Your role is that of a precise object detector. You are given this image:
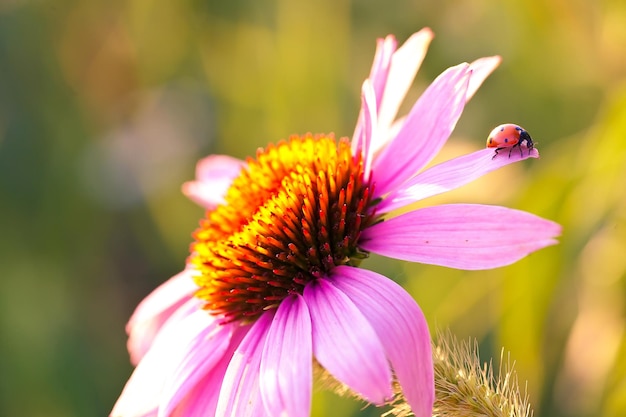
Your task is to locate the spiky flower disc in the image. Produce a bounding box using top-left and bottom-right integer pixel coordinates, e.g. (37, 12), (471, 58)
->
(190, 134), (376, 323)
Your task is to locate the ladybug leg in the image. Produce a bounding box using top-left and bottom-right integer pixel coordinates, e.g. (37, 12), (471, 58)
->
(492, 147), (503, 160)
(508, 147), (513, 158)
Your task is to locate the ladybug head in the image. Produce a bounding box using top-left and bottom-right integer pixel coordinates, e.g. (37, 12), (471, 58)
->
(519, 130), (534, 150)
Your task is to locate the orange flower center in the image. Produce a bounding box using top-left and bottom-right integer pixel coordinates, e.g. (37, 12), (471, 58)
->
(190, 134), (376, 324)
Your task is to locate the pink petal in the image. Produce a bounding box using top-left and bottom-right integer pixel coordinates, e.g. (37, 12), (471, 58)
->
(377, 28), (434, 135)
(126, 268), (199, 365)
(157, 320), (240, 417)
(373, 115), (405, 160)
(466, 56), (501, 102)
(181, 155), (245, 210)
(167, 358), (229, 417)
(352, 35), (398, 158)
(360, 203), (562, 270)
(356, 29), (435, 162)
(303, 279), (393, 404)
(329, 266), (434, 417)
(360, 80), (377, 181)
(165, 325), (251, 417)
(111, 310), (224, 417)
(352, 34), (394, 156)
(372, 64), (471, 197)
(368, 34), (398, 108)
(352, 78), (381, 162)
(378, 147), (539, 213)
(216, 310), (275, 417)
(260, 295), (312, 417)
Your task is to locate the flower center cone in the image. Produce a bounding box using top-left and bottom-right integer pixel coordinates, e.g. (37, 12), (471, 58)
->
(190, 134), (377, 324)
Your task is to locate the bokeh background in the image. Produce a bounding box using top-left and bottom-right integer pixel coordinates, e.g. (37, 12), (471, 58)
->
(1, 0), (625, 416)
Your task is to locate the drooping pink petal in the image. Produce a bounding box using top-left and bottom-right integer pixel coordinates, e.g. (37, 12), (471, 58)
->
(260, 295), (312, 417)
(329, 266), (434, 417)
(126, 268), (199, 365)
(360, 203), (562, 270)
(303, 279), (393, 404)
(111, 310), (225, 417)
(466, 56), (501, 102)
(167, 357), (229, 417)
(162, 324), (250, 417)
(181, 155), (245, 210)
(372, 64), (472, 197)
(377, 28), (434, 135)
(216, 310), (275, 417)
(157, 319), (241, 417)
(378, 147), (539, 213)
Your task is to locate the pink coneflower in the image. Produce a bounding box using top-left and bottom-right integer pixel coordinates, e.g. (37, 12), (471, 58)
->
(111, 28), (561, 417)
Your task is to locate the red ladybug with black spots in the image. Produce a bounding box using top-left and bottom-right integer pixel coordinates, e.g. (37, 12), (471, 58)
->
(487, 124), (534, 159)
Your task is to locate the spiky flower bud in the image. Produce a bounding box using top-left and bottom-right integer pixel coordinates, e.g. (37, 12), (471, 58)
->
(384, 330), (533, 417)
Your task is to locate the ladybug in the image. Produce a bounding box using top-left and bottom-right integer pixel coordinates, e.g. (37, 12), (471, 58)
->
(486, 124), (534, 159)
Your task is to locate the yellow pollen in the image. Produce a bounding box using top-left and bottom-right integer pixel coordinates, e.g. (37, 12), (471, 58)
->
(189, 134), (376, 324)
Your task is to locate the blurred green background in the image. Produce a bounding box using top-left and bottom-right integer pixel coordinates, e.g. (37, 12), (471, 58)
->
(1, 0), (625, 416)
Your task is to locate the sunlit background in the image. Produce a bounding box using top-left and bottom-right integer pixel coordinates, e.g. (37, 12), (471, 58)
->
(1, 0), (625, 416)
